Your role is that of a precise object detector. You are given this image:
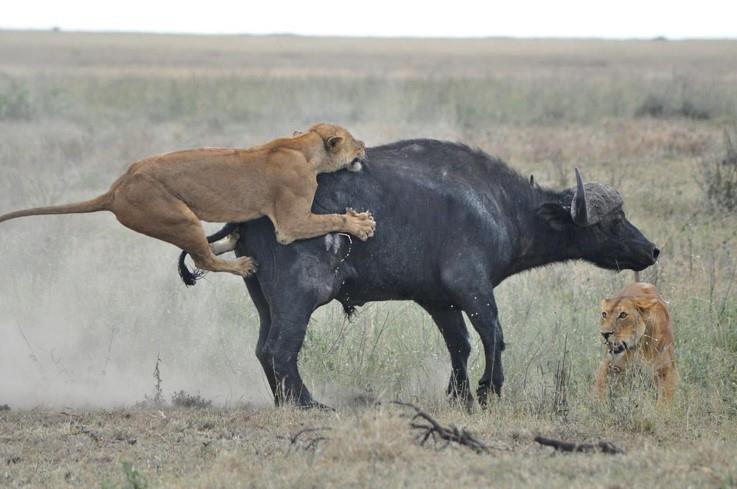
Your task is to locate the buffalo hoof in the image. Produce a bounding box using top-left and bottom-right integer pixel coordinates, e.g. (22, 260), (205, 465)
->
(447, 383), (475, 412)
(476, 384), (501, 408)
(299, 400), (334, 411)
(447, 394), (475, 413)
(275, 395), (334, 411)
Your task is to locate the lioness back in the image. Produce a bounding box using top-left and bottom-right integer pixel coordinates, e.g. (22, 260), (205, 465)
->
(113, 124), (367, 223)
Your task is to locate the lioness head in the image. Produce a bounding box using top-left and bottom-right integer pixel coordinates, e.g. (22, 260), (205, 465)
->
(600, 295), (658, 358)
(308, 123), (367, 173)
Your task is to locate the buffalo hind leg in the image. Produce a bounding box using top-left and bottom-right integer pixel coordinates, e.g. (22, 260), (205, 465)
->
(418, 302), (474, 410)
(257, 307), (325, 408)
(244, 276), (277, 397)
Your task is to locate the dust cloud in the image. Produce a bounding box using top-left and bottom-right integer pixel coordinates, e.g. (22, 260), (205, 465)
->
(0, 213), (272, 408)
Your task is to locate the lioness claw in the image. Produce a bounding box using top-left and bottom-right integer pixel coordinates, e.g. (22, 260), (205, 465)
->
(345, 207), (376, 241)
(237, 257), (258, 277)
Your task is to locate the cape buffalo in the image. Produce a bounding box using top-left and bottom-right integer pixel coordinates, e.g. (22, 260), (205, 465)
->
(179, 139), (659, 408)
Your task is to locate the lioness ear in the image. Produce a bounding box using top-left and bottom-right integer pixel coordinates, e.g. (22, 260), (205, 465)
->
(292, 130), (304, 137)
(536, 203), (573, 231)
(326, 135), (343, 151)
(634, 296), (659, 312)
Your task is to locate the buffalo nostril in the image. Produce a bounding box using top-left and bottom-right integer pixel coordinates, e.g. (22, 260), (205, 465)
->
(653, 247), (660, 260)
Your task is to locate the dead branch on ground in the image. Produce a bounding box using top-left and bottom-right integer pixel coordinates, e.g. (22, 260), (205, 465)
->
(534, 435), (624, 455)
(69, 423), (102, 443)
(279, 427), (331, 452)
(394, 401), (490, 454)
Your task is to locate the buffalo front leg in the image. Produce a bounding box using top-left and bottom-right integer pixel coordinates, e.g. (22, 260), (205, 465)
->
(456, 291), (505, 407)
(418, 302), (474, 409)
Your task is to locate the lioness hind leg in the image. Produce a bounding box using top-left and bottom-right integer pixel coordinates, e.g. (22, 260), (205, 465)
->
(209, 229), (239, 255)
(111, 174), (256, 278)
(192, 253), (257, 278)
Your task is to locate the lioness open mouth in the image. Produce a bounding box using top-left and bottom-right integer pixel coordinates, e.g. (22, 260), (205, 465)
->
(347, 157), (364, 172)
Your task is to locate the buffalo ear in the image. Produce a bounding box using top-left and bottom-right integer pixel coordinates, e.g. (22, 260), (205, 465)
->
(326, 135), (343, 151)
(536, 203), (573, 231)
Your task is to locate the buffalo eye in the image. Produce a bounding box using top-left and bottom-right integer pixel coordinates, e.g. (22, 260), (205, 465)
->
(618, 311), (628, 319)
(609, 217), (624, 234)
(601, 311), (607, 319)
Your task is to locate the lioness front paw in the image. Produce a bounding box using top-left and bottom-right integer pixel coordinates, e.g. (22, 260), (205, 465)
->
(236, 256), (258, 277)
(345, 207), (376, 241)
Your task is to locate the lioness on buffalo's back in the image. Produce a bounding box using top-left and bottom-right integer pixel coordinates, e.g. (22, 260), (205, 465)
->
(0, 123), (376, 281)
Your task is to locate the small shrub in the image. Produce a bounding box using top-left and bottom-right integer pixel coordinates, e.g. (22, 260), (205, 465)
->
(701, 129), (737, 212)
(142, 355), (165, 406)
(635, 94), (710, 120)
(635, 95), (667, 118)
(0, 77), (33, 120)
(678, 100), (710, 120)
(122, 462), (148, 489)
(171, 390), (212, 409)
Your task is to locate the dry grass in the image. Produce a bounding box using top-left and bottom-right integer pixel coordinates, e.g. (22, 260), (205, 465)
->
(2, 405), (736, 488)
(1, 31), (736, 488)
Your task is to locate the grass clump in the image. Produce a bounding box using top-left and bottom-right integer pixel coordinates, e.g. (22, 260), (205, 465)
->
(122, 462), (148, 489)
(0, 76), (33, 120)
(171, 390), (212, 408)
(635, 94), (710, 120)
(701, 129), (737, 212)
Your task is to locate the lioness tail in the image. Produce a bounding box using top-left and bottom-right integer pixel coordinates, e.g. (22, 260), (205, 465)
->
(0, 193), (112, 224)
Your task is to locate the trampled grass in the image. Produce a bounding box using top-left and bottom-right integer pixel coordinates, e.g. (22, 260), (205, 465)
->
(0, 31), (736, 487)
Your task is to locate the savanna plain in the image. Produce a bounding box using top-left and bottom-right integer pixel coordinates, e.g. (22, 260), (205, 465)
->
(0, 31), (736, 488)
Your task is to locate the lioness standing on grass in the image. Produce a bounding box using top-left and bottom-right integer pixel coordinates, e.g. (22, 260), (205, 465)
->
(0, 123), (376, 279)
(595, 282), (677, 404)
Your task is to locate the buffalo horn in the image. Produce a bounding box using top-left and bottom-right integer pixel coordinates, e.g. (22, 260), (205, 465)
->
(571, 168), (589, 226)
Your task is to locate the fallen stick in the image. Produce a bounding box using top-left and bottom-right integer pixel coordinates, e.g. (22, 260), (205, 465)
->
(394, 401), (490, 454)
(279, 427), (331, 452)
(534, 435), (624, 455)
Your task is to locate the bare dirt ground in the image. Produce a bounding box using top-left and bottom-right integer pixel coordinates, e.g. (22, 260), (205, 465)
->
(1, 31), (736, 488)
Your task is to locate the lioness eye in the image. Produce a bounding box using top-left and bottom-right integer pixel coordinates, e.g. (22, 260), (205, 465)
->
(618, 312), (628, 319)
(601, 311), (607, 319)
